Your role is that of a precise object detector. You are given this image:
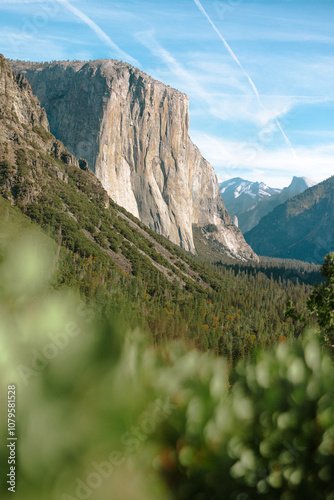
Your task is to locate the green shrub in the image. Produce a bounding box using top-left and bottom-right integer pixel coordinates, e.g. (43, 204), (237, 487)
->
(15, 148), (29, 176)
(0, 160), (12, 183)
(32, 125), (53, 142)
(95, 231), (109, 249)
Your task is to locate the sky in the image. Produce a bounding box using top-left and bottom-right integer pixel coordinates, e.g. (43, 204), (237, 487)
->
(0, 0), (333, 188)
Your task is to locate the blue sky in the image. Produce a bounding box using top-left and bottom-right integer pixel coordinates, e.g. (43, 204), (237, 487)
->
(1, 0), (333, 188)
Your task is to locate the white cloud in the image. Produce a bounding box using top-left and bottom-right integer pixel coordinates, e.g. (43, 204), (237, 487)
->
(241, 55), (334, 100)
(0, 0), (55, 4)
(223, 28), (334, 44)
(207, 94), (293, 127)
(135, 32), (310, 132)
(182, 57), (251, 95)
(210, 93), (331, 127)
(191, 131), (334, 188)
(135, 30), (213, 102)
(193, 0), (301, 163)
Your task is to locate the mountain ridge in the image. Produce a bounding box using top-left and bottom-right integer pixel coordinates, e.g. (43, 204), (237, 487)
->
(220, 176), (316, 233)
(244, 176), (334, 263)
(219, 177), (280, 219)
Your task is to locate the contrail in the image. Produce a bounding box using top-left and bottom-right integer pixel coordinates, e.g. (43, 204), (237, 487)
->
(194, 0), (299, 160)
(136, 30), (213, 103)
(56, 0), (140, 67)
(0, 0), (139, 66)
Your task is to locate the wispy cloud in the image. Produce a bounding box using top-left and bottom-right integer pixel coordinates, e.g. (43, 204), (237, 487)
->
(209, 95), (292, 127)
(0, 0), (139, 66)
(135, 30), (212, 102)
(0, 27), (66, 60)
(221, 28), (334, 44)
(56, 0), (139, 66)
(193, 0), (299, 163)
(136, 31), (303, 131)
(0, 0), (55, 4)
(194, 0), (259, 98)
(207, 93), (331, 127)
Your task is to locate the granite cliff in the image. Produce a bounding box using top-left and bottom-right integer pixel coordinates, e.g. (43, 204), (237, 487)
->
(10, 59), (257, 261)
(0, 52), (225, 292)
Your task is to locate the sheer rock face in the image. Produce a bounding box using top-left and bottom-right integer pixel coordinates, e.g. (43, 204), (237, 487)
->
(11, 59), (257, 260)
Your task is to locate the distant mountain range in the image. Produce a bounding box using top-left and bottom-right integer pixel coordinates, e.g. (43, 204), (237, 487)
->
(220, 176), (316, 233)
(244, 176), (334, 264)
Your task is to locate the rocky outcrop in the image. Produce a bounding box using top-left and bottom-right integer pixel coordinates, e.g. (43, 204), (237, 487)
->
(0, 54), (107, 207)
(0, 56), (49, 132)
(10, 59), (257, 261)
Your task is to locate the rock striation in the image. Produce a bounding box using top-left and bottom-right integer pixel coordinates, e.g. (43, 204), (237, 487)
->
(10, 59), (257, 260)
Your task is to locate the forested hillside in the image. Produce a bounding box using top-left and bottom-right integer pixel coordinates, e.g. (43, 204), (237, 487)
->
(0, 53), (321, 363)
(245, 176), (334, 264)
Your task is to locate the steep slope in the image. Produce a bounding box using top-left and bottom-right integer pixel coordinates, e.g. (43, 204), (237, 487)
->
(279, 176), (316, 202)
(223, 176), (316, 233)
(244, 176), (334, 263)
(10, 58), (256, 261)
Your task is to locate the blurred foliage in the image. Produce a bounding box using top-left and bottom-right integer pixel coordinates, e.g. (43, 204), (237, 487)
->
(0, 228), (169, 500)
(149, 335), (334, 500)
(0, 230), (334, 500)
